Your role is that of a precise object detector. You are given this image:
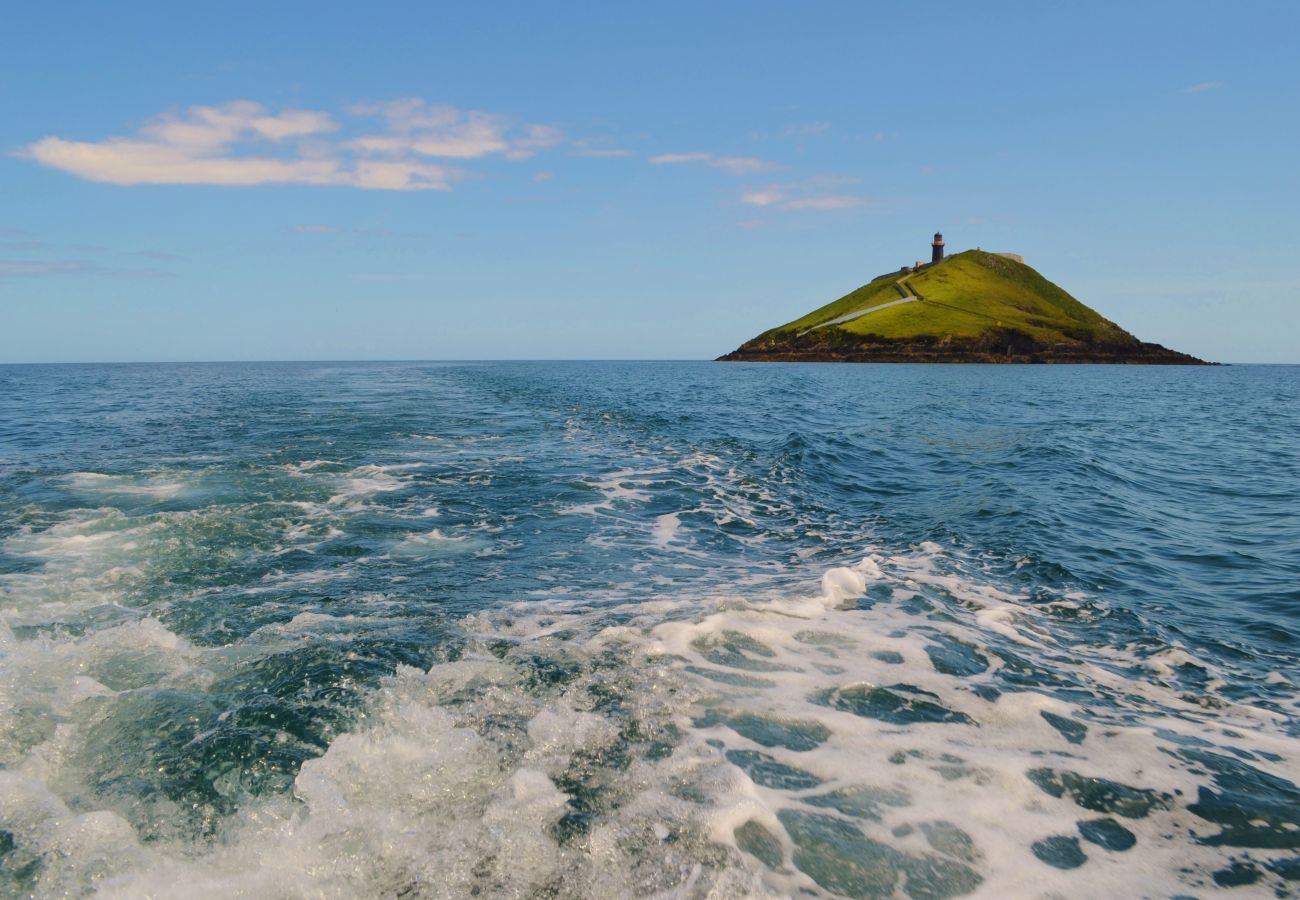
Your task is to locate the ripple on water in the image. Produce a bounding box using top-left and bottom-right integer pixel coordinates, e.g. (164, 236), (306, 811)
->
(3, 362), (1300, 898)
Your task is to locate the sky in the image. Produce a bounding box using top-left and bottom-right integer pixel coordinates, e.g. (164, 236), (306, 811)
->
(2, 1), (1297, 363)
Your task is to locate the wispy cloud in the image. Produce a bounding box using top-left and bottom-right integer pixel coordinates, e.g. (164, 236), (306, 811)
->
(0, 261), (91, 277)
(649, 152), (775, 176)
(739, 188), (789, 207)
(572, 148), (634, 158)
(18, 99), (565, 191)
(1181, 81), (1223, 93)
(0, 259), (169, 281)
(740, 180), (866, 211)
(569, 138), (634, 158)
(785, 195), (863, 210)
(347, 98), (562, 161)
(292, 224), (339, 234)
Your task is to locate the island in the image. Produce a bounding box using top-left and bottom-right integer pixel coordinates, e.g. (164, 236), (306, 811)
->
(718, 234), (1209, 364)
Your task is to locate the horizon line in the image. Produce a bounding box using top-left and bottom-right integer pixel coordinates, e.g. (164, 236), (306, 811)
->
(2, 358), (1293, 367)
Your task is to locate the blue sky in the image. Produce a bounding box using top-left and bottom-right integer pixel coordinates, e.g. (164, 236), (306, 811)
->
(2, 1), (1296, 363)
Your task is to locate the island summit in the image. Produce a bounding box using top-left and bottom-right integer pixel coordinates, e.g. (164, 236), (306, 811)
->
(719, 234), (1208, 364)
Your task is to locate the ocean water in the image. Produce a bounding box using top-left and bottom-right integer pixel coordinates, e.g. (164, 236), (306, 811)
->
(1, 360), (1298, 898)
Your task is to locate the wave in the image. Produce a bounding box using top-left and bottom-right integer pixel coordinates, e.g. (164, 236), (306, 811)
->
(6, 544), (1296, 897)
(5, 362), (1300, 898)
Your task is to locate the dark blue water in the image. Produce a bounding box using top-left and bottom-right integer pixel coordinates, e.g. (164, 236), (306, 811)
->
(1, 361), (1297, 897)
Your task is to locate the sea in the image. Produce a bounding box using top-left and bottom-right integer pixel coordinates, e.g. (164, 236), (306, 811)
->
(1, 361), (1297, 898)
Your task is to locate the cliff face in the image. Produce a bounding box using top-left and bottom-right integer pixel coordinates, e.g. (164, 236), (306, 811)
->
(719, 250), (1209, 364)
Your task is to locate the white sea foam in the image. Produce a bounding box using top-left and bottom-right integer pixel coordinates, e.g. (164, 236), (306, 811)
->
(326, 464), (411, 507)
(64, 472), (187, 500)
(279, 519), (344, 550)
(7, 543), (1295, 897)
(0, 616), (203, 791)
(0, 510), (157, 625)
(389, 528), (484, 558)
(560, 467), (666, 516)
(283, 459), (334, 475)
(653, 512), (682, 548)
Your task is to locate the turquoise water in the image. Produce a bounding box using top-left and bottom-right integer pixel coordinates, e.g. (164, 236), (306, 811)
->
(1, 361), (1298, 897)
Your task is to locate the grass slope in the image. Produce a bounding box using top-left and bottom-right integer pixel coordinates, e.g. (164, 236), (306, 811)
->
(768, 250), (1136, 347)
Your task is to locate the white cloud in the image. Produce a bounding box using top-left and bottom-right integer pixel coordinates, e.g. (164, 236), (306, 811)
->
(349, 159), (456, 191)
(572, 148), (633, 158)
(510, 124), (565, 159)
(785, 195), (864, 210)
(740, 182), (866, 211)
(740, 188), (788, 207)
(22, 137), (358, 187)
(650, 152), (709, 165)
(18, 98), (861, 215)
(18, 99), (563, 191)
(137, 101), (337, 150)
(348, 99), (562, 161)
(649, 152), (775, 176)
(709, 157), (774, 176)
(349, 111), (509, 159)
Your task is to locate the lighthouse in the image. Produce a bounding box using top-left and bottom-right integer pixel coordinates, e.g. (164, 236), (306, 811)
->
(931, 232), (945, 264)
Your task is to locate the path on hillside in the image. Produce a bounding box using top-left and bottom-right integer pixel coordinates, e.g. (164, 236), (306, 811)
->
(799, 275), (922, 335)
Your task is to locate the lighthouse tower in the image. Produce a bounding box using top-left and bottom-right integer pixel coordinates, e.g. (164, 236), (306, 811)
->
(931, 232), (945, 264)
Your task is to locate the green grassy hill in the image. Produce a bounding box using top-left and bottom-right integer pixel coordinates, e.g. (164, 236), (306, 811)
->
(721, 250), (1206, 364)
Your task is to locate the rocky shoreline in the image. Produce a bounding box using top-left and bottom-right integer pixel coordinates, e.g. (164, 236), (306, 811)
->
(718, 332), (1211, 365)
